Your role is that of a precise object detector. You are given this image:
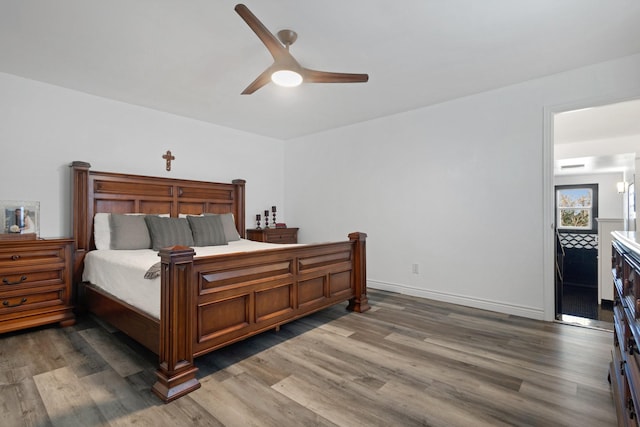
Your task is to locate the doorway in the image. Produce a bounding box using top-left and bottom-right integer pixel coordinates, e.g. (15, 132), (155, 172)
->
(554, 184), (601, 322)
(545, 98), (640, 326)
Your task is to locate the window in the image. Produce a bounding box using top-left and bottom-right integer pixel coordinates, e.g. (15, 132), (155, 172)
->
(555, 184), (598, 233)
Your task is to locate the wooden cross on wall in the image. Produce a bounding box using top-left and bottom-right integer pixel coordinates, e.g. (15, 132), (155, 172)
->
(162, 150), (175, 171)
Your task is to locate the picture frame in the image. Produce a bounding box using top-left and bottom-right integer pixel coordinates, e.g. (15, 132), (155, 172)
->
(0, 200), (40, 240)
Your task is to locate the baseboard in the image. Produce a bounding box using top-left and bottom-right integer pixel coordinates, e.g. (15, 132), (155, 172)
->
(563, 282), (598, 289)
(368, 280), (545, 320)
(600, 299), (614, 310)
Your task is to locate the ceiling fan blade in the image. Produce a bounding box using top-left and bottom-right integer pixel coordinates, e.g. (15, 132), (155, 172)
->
(241, 66), (275, 95)
(235, 4), (286, 61)
(302, 68), (369, 84)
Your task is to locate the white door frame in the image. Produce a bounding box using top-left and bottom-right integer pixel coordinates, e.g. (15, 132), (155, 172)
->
(542, 94), (640, 321)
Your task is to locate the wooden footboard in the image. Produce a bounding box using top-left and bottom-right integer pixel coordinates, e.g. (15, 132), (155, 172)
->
(153, 233), (368, 402)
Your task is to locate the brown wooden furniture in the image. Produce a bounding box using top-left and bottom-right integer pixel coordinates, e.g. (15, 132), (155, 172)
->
(0, 238), (75, 334)
(611, 232), (640, 426)
(246, 227), (298, 244)
(71, 161), (369, 403)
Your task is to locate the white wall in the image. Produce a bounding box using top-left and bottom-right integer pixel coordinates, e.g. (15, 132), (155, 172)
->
(284, 53), (640, 320)
(0, 73), (284, 237)
(2, 53), (640, 321)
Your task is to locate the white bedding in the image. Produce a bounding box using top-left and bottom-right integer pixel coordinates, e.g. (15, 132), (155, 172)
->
(82, 239), (301, 319)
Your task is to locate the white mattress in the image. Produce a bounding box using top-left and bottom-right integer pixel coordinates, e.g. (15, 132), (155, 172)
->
(82, 239), (301, 319)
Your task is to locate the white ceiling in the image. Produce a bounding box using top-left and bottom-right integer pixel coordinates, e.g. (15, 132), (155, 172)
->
(555, 100), (640, 145)
(554, 99), (640, 176)
(2, 1), (640, 140)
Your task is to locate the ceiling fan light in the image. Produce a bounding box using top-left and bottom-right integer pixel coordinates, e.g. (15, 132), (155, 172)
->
(271, 70), (303, 87)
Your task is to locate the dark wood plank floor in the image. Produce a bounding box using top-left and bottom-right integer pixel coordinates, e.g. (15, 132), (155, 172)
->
(0, 290), (616, 426)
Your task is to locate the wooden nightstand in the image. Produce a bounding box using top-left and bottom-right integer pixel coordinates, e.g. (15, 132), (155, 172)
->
(246, 228), (299, 244)
(0, 238), (75, 334)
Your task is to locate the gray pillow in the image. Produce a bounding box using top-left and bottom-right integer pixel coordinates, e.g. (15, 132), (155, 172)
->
(187, 215), (228, 246)
(109, 214), (151, 250)
(206, 213), (240, 241)
(144, 216), (194, 251)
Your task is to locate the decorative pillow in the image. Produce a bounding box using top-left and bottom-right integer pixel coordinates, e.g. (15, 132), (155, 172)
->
(205, 213), (241, 241)
(187, 215), (228, 247)
(94, 213), (111, 250)
(94, 213), (169, 250)
(144, 216), (194, 251)
(110, 214), (152, 250)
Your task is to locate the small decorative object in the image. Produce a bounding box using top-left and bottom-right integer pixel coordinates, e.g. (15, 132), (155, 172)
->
(272, 205), (277, 226)
(264, 209), (270, 228)
(256, 213), (261, 229)
(275, 223), (287, 229)
(1, 201), (39, 240)
(162, 150), (175, 171)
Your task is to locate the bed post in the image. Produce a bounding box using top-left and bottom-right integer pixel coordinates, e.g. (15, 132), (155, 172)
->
(347, 232), (370, 313)
(70, 161), (92, 286)
(152, 246), (201, 403)
(232, 179), (246, 238)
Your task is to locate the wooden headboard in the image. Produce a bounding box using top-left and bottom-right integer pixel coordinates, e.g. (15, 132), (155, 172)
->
(70, 161), (246, 283)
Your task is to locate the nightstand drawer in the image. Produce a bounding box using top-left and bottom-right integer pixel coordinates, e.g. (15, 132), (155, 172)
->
(0, 238), (74, 333)
(246, 228), (299, 244)
(269, 231), (297, 243)
(1, 268), (65, 289)
(0, 244), (68, 268)
(0, 288), (65, 314)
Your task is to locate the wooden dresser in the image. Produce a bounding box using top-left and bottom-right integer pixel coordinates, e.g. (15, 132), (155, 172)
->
(0, 238), (75, 334)
(611, 231), (640, 426)
(246, 228), (299, 244)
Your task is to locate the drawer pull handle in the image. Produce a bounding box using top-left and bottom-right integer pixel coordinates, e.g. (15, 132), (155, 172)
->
(2, 276), (27, 285)
(2, 298), (27, 308)
(11, 255), (21, 260)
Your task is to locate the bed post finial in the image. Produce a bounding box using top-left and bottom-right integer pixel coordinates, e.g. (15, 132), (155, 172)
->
(347, 232), (370, 313)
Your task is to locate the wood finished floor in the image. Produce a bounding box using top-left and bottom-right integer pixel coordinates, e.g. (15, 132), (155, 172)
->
(0, 289), (616, 427)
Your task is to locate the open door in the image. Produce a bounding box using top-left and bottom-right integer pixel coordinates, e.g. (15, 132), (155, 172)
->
(554, 184), (599, 320)
(555, 229), (564, 319)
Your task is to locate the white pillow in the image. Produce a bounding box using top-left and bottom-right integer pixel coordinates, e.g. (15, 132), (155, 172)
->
(94, 213), (111, 250)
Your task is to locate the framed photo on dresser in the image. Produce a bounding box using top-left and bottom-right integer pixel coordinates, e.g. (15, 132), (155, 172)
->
(0, 200), (39, 238)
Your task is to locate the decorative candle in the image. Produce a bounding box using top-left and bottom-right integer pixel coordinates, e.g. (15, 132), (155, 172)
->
(256, 214), (261, 220)
(272, 206), (277, 212)
(264, 210), (269, 217)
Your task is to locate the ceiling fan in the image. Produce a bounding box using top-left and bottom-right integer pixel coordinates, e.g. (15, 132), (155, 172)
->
(234, 4), (369, 94)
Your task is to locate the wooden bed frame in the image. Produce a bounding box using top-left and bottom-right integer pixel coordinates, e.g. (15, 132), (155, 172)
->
(70, 161), (369, 402)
